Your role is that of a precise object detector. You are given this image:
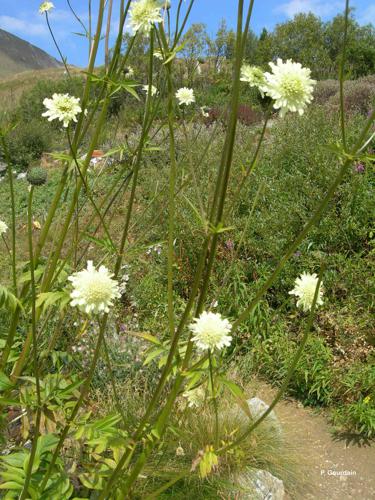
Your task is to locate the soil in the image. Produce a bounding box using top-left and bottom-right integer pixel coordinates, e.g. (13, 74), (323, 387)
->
(257, 384), (375, 500)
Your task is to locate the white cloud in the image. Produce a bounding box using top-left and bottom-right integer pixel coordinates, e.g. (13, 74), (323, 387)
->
(0, 15), (48, 36)
(275, 0), (340, 19)
(359, 4), (375, 25)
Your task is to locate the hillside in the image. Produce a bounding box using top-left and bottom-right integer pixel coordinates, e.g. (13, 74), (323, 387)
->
(0, 28), (62, 79)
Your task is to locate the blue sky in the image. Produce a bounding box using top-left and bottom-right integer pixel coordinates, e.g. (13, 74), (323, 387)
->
(0, 1), (374, 67)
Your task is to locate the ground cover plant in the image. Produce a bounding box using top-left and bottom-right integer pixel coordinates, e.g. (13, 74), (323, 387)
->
(0, 0), (374, 498)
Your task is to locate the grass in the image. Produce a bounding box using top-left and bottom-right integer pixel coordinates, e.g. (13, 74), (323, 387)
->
(0, 67), (81, 112)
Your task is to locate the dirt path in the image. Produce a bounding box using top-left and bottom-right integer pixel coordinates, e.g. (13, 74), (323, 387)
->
(257, 384), (375, 500)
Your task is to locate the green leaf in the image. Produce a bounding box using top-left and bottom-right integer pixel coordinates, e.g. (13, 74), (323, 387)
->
(0, 481), (23, 490)
(0, 397), (21, 406)
(0, 371), (14, 392)
(36, 291), (70, 312)
(0, 285), (22, 313)
(129, 332), (161, 345)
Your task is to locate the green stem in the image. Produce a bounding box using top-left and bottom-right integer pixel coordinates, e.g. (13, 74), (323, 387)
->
(339, 0), (350, 151)
(208, 350), (219, 448)
(19, 186), (42, 500)
(45, 13), (71, 77)
(0, 135), (17, 294)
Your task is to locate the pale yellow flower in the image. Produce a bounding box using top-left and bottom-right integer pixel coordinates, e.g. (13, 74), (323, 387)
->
(42, 93), (82, 127)
(142, 84), (158, 96)
(189, 311), (232, 351)
(69, 261), (120, 315)
(261, 59), (316, 117)
(240, 64), (266, 93)
(39, 2), (54, 14)
(0, 220), (8, 236)
(183, 386), (206, 408)
(128, 0), (163, 35)
(289, 273), (323, 311)
(175, 87), (195, 106)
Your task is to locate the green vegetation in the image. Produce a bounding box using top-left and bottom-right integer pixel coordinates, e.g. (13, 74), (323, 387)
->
(0, 1), (374, 498)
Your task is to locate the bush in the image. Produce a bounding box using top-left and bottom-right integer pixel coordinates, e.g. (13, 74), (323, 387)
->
(6, 119), (53, 170)
(313, 80), (339, 104)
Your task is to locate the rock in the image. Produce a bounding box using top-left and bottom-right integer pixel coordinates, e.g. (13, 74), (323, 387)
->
(234, 468), (286, 499)
(16, 172), (27, 180)
(247, 397), (282, 434)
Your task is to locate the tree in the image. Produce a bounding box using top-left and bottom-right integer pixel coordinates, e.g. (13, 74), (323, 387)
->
(325, 13), (375, 78)
(181, 23), (209, 84)
(207, 19), (236, 71)
(253, 28), (273, 68)
(266, 13), (332, 79)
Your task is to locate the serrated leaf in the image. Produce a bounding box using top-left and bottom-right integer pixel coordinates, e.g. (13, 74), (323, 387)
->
(0, 371), (14, 392)
(0, 285), (23, 313)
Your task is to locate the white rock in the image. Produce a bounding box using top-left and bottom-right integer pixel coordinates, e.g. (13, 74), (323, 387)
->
(234, 468), (286, 499)
(247, 397), (281, 433)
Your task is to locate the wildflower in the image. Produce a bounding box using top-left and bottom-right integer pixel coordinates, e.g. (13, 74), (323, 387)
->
(289, 272), (323, 312)
(354, 162), (365, 174)
(39, 1), (54, 14)
(0, 220), (8, 235)
(183, 386), (206, 408)
(176, 446), (185, 456)
(128, 0), (163, 35)
(261, 59), (316, 117)
(42, 93), (82, 127)
(69, 261), (120, 315)
(154, 50), (163, 60)
(200, 106), (209, 118)
(363, 396), (371, 404)
(142, 84), (158, 96)
(176, 87), (195, 106)
(240, 64), (266, 94)
(190, 311), (232, 351)
(125, 66), (134, 77)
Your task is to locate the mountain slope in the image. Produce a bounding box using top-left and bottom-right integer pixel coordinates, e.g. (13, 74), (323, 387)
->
(0, 28), (62, 78)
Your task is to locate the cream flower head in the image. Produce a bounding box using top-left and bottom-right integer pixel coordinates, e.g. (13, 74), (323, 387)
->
(183, 386), (206, 408)
(200, 106), (209, 118)
(126, 66), (135, 77)
(153, 50), (163, 60)
(261, 59), (316, 117)
(175, 87), (195, 106)
(42, 93), (82, 127)
(190, 311), (232, 351)
(69, 261), (121, 315)
(39, 1), (54, 14)
(142, 84), (158, 96)
(240, 64), (266, 91)
(128, 0), (163, 35)
(289, 273), (323, 311)
(0, 220), (8, 236)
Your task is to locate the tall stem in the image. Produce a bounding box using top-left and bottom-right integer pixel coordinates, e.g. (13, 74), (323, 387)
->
(339, 0), (350, 151)
(208, 350), (219, 448)
(19, 187), (42, 500)
(0, 135), (17, 294)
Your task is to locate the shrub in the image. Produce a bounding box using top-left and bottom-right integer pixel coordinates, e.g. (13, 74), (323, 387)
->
(313, 80), (338, 104)
(6, 119), (53, 170)
(327, 78), (375, 115)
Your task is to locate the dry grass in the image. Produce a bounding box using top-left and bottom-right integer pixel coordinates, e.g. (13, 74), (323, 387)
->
(0, 67), (81, 112)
